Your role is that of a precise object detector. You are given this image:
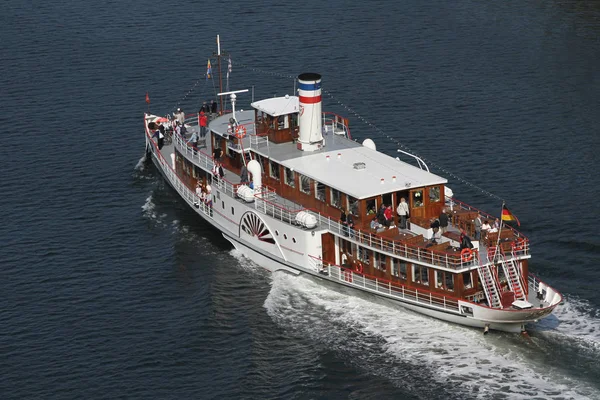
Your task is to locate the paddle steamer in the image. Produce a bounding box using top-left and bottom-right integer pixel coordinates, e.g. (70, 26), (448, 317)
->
(143, 45), (561, 333)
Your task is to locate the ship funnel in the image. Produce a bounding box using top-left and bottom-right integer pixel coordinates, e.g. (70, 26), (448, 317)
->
(297, 73), (323, 152)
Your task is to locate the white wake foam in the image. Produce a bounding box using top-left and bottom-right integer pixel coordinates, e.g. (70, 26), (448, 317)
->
(134, 154), (147, 171)
(141, 194), (166, 226)
(264, 273), (600, 399)
(535, 296), (600, 353)
(229, 249), (261, 271)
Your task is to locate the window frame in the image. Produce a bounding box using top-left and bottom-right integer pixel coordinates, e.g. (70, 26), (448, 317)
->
(269, 160), (280, 180)
(284, 167), (295, 187)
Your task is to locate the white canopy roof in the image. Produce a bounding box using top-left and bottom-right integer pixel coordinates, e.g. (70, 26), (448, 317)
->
(277, 144), (447, 200)
(251, 96), (299, 117)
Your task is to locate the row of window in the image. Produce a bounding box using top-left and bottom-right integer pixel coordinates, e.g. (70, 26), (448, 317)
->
(259, 156), (358, 213)
(341, 240), (475, 293)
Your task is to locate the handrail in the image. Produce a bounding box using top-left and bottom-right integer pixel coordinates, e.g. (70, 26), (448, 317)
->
(321, 111), (351, 139)
(144, 117), (213, 219)
(446, 197), (528, 240)
(253, 187), (482, 270)
(396, 149), (430, 172)
(309, 255), (460, 312)
(172, 131), (240, 198)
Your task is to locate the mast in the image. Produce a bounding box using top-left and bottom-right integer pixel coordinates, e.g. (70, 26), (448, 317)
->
(217, 35), (224, 114)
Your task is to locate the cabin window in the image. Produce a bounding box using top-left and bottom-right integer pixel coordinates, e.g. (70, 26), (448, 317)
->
(463, 272), (472, 289)
(315, 181), (326, 202)
(412, 190), (423, 208)
(413, 265), (429, 285)
(374, 252), (386, 271)
(446, 274), (454, 291)
(291, 113), (298, 128)
(299, 174), (311, 194)
(330, 188), (341, 208)
(358, 246), (370, 265)
(347, 196), (359, 216)
(429, 186), (441, 203)
(366, 199), (377, 216)
(392, 259), (407, 280)
(435, 271), (455, 291)
(341, 238), (352, 254)
(284, 167), (295, 187)
(269, 160), (280, 180)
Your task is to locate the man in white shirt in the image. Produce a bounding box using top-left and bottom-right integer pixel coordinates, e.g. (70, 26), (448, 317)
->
(396, 197), (409, 229)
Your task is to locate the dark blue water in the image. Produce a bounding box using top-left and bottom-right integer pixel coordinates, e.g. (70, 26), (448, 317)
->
(1, 0), (599, 398)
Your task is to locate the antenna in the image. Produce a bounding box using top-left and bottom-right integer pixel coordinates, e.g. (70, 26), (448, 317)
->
(218, 89), (249, 122)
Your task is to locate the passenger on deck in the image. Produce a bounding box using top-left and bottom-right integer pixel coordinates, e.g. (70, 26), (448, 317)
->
(396, 197), (409, 229)
(459, 231), (474, 250)
(174, 108), (185, 126)
(213, 147), (222, 162)
(439, 208), (449, 233)
(199, 111), (208, 138)
(493, 218), (501, 230)
(370, 217), (383, 231)
(187, 128), (199, 148)
(211, 99), (218, 116)
(431, 227), (441, 243)
(481, 220), (491, 237)
(194, 182), (202, 208)
(346, 209), (355, 238)
(384, 205), (393, 227)
(341, 252), (349, 268)
(240, 165), (249, 184)
(340, 208), (348, 236)
(152, 125), (165, 150)
(377, 204), (387, 226)
(200, 102), (208, 114)
(474, 215), (482, 240)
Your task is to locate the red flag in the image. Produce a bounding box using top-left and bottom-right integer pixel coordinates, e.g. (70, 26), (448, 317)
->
(501, 204), (520, 226)
(145, 92), (150, 104)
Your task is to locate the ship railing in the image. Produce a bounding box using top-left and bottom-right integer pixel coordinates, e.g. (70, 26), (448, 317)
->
(144, 122), (213, 219)
(173, 131), (214, 170)
(313, 213), (481, 270)
(322, 112), (351, 139)
(172, 132), (241, 198)
(446, 197), (528, 239)
(226, 121), (258, 136)
(308, 255), (460, 312)
(253, 187), (479, 270)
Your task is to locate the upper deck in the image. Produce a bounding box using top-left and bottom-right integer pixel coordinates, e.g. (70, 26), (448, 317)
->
(209, 110), (447, 200)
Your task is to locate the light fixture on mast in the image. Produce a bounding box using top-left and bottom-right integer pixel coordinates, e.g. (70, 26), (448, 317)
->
(218, 89), (249, 123)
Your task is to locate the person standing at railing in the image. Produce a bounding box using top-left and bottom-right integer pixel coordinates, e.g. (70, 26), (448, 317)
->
(200, 102), (209, 114)
(152, 125), (164, 150)
(439, 208), (449, 234)
(346, 209), (355, 238)
(474, 214), (482, 240)
(187, 129), (200, 154)
(173, 108), (185, 126)
(340, 208), (348, 236)
(199, 111), (208, 139)
(211, 99), (218, 118)
(194, 182), (202, 208)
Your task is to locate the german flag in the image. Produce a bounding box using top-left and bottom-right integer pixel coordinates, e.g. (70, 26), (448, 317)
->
(501, 204), (520, 226)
